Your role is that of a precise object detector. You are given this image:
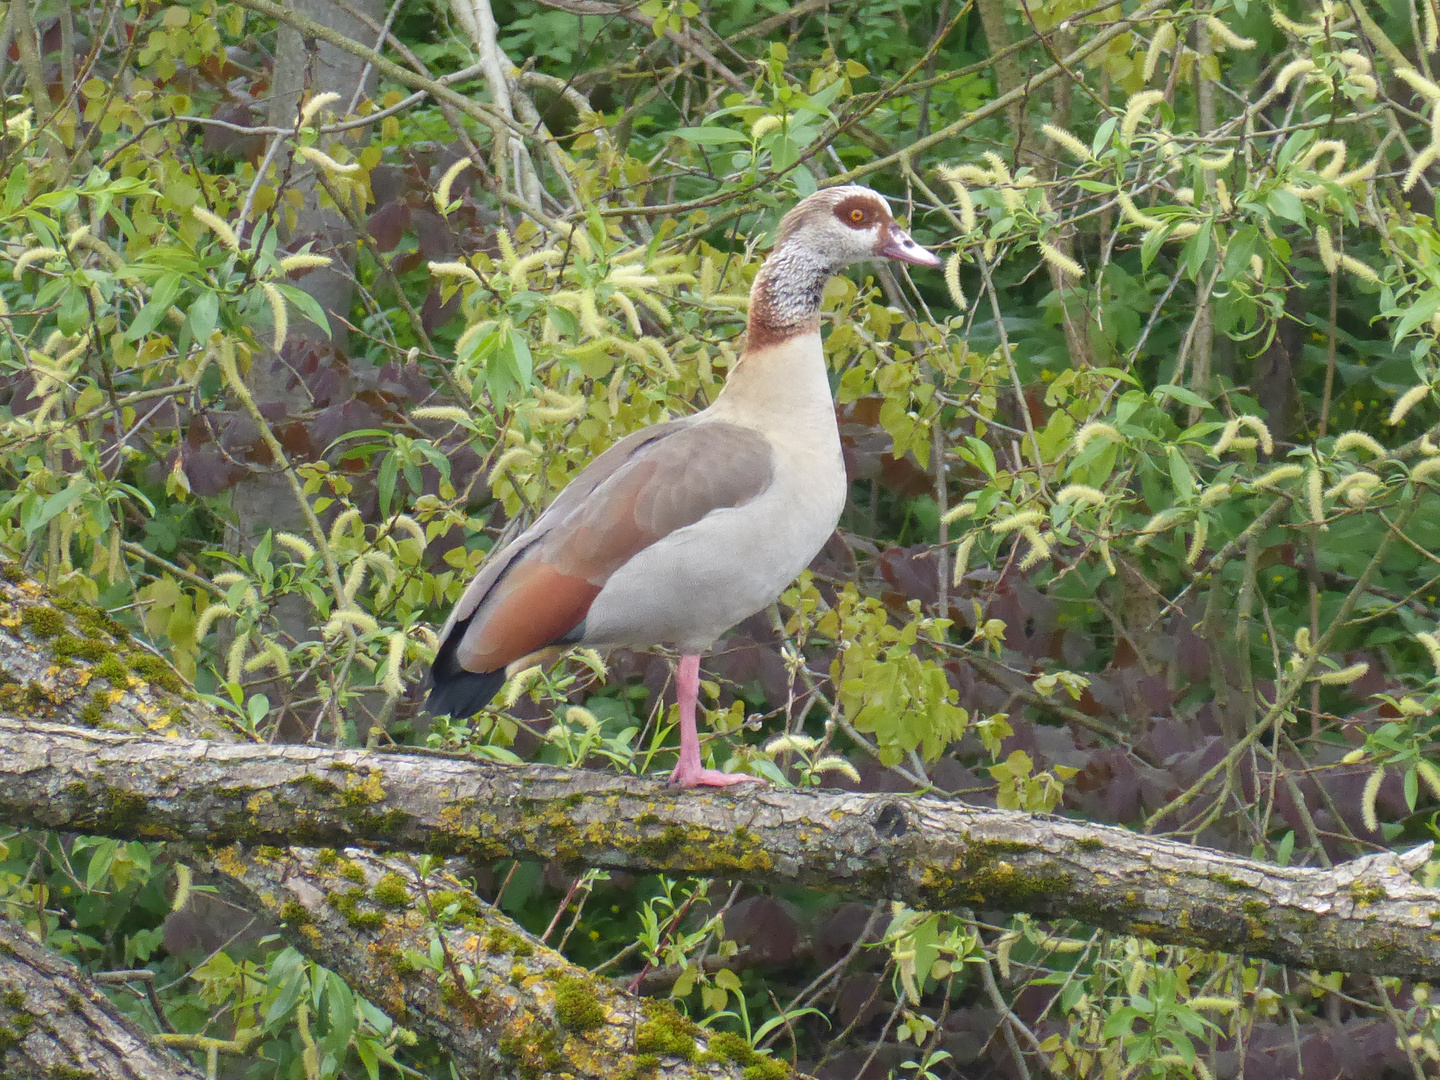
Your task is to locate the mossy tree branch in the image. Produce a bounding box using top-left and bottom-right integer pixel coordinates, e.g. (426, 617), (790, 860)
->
(0, 918), (207, 1080)
(0, 573), (773, 1078)
(4, 717), (1440, 979)
(204, 844), (795, 1079)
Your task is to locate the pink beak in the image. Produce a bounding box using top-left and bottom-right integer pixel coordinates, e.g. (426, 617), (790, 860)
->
(879, 225), (942, 268)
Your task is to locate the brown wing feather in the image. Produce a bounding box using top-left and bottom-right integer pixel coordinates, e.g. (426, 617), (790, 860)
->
(440, 420), (773, 678)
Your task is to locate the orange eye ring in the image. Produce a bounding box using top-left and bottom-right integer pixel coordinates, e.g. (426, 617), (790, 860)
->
(849, 208), (866, 223)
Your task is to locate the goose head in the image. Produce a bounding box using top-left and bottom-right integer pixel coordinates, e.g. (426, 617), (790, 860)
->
(775, 185), (942, 270)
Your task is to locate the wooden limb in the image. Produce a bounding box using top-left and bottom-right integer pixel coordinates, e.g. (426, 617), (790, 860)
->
(206, 844), (799, 1079)
(0, 918), (206, 1080)
(3, 718), (1440, 979)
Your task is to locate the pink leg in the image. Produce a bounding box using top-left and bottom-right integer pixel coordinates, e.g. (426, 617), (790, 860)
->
(667, 654), (763, 788)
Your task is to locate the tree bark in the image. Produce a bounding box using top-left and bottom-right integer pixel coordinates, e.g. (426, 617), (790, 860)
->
(0, 919), (205, 1080)
(206, 844), (797, 1079)
(5, 717), (1440, 979)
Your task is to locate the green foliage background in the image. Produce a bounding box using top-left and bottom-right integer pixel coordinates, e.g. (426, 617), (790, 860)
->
(7, 0), (1440, 1075)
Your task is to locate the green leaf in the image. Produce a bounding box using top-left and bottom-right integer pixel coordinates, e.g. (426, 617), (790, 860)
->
(188, 289), (219, 342)
(125, 272), (183, 341)
(1152, 384), (1211, 409)
(1395, 289), (1440, 342)
(1266, 188), (1305, 225)
(273, 283), (331, 338)
(671, 126), (750, 145)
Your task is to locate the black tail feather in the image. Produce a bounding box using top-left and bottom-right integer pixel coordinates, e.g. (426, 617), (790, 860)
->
(425, 668), (507, 719)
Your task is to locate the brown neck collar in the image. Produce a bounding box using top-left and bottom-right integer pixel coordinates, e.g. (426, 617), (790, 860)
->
(743, 241), (833, 353)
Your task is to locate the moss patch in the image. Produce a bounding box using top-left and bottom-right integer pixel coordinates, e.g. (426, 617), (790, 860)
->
(126, 653), (183, 694)
(552, 974), (605, 1031)
(635, 999), (698, 1060)
(372, 873), (411, 908)
(21, 606), (64, 639)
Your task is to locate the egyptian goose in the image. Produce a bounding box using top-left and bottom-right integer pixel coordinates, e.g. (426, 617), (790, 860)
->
(428, 185), (941, 787)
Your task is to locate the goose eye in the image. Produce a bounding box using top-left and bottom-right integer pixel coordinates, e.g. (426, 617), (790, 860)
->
(849, 208), (866, 223)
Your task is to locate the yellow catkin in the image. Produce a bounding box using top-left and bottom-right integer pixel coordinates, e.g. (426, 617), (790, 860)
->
(324, 608), (379, 636)
(952, 183), (977, 234)
(610, 290), (643, 336)
(1333, 430), (1386, 458)
(1397, 67), (1440, 103)
(1100, 536), (1116, 576)
(427, 260), (481, 285)
(1315, 661), (1369, 684)
(1338, 254), (1381, 284)
(1074, 421), (1123, 451)
(1405, 146), (1440, 192)
(342, 560), (368, 604)
(578, 289), (603, 337)
(1238, 415), (1275, 455)
(1412, 457), (1440, 484)
(940, 164), (995, 196)
(383, 632), (406, 697)
(279, 253), (332, 272)
(192, 603), (235, 642)
(501, 664), (544, 708)
(750, 114), (783, 139)
(299, 91), (342, 127)
(982, 151), (1012, 187)
(12, 246), (64, 279)
(1255, 464), (1304, 489)
(435, 157), (473, 212)
(1299, 140), (1347, 178)
(1135, 508), (1180, 547)
(1115, 191), (1163, 230)
(1205, 16), (1255, 49)
(1212, 418), (1243, 455)
(1188, 996), (1242, 1012)
(297, 145), (359, 175)
(275, 532), (317, 562)
(1361, 768), (1385, 832)
(992, 510), (1046, 534)
(1143, 23), (1176, 82)
(1306, 467), (1325, 524)
(226, 630), (250, 686)
(1122, 90), (1165, 141)
(1196, 149), (1234, 170)
(412, 405), (472, 424)
(1418, 631), (1440, 674)
(1042, 122), (1093, 161)
(192, 207), (240, 253)
(1185, 516), (1208, 565)
(1056, 484), (1106, 505)
(509, 249), (559, 286)
(261, 282), (287, 353)
(495, 228), (517, 268)
(1216, 178), (1233, 213)
(952, 533), (978, 586)
(942, 501), (978, 524)
(1316, 227), (1338, 274)
(1390, 384), (1432, 425)
(329, 507), (361, 544)
(1427, 0), (1440, 54)
(944, 251), (967, 309)
(1418, 759), (1440, 800)
(1039, 241), (1084, 280)
(488, 446), (535, 484)
(1324, 470), (1380, 500)
(1273, 58), (1318, 95)
(1017, 526), (1052, 570)
(1200, 482), (1232, 506)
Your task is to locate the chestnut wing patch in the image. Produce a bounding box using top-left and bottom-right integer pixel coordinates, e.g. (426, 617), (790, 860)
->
(451, 422), (773, 673)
